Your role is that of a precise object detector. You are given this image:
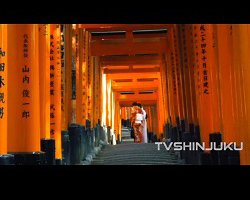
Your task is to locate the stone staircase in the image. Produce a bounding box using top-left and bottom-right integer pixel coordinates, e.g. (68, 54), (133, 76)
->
(91, 126), (183, 165)
(121, 126), (134, 144)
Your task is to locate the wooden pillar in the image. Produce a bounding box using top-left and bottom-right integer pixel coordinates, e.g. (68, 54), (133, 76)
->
(118, 101), (121, 141)
(215, 24), (236, 144)
(0, 24), (8, 155)
(162, 54), (171, 125)
(92, 56), (96, 126)
(127, 107), (131, 119)
(173, 25), (185, 125)
(71, 24), (77, 124)
(121, 107), (126, 120)
(83, 30), (89, 126)
(99, 63), (104, 125)
(192, 24), (221, 150)
(178, 24), (193, 130)
(151, 105), (157, 136)
(157, 76), (165, 136)
(106, 76), (112, 127)
(243, 24), (250, 164)
(92, 56), (101, 126)
(63, 24), (72, 129)
(74, 24), (82, 124)
(39, 24), (51, 140)
(185, 24), (199, 127)
(113, 91), (117, 140)
(166, 29), (178, 127)
(7, 24), (43, 163)
(88, 55), (94, 127)
(101, 73), (107, 127)
(76, 28), (84, 125)
(160, 56), (170, 124)
(87, 33), (93, 126)
(50, 24), (62, 160)
(60, 24), (66, 130)
(230, 24), (250, 164)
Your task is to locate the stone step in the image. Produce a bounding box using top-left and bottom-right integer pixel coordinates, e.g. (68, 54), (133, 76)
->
(91, 142), (182, 165)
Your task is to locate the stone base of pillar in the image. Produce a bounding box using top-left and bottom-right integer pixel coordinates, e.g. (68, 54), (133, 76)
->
(41, 138), (55, 165)
(0, 154), (15, 165)
(61, 130), (70, 165)
(181, 119), (186, 132)
(55, 158), (63, 165)
(189, 123), (195, 136)
(9, 152), (46, 165)
(68, 124), (81, 165)
(194, 125), (201, 143)
(200, 152), (211, 165)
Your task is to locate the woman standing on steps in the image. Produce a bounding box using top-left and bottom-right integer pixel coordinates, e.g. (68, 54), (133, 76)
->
(130, 102), (144, 143)
(138, 104), (148, 143)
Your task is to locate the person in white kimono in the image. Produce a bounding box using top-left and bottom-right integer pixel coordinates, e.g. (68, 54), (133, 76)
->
(138, 103), (148, 143)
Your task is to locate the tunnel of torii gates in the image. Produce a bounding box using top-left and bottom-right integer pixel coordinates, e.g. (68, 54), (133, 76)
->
(1, 23), (250, 165)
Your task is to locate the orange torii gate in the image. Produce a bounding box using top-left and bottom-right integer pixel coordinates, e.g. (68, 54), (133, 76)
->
(105, 72), (164, 141)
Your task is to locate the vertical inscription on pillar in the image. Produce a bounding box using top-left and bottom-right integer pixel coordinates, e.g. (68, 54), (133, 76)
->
(61, 25), (65, 113)
(173, 29), (180, 88)
(76, 30), (79, 67)
(181, 25), (188, 69)
(0, 45), (6, 119)
(50, 24), (61, 140)
(193, 25), (201, 95)
(50, 24), (62, 158)
(189, 25), (195, 73)
(200, 25), (209, 95)
(0, 25), (7, 154)
(170, 50), (176, 95)
(50, 31), (55, 137)
(71, 27), (76, 100)
(22, 34), (30, 118)
(82, 31), (87, 123)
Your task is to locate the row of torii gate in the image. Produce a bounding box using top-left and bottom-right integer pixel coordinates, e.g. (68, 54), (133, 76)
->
(0, 24), (250, 165)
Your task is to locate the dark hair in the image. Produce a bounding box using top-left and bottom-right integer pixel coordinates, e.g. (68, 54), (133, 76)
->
(132, 102), (138, 106)
(137, 103), (142, 108)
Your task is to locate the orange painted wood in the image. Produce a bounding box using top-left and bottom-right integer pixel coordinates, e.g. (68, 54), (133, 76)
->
(50, 24), (62, 159)
(7, 24), (40, 152)
(38, 24), (51, 140)
(0, 24), (8, 154)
